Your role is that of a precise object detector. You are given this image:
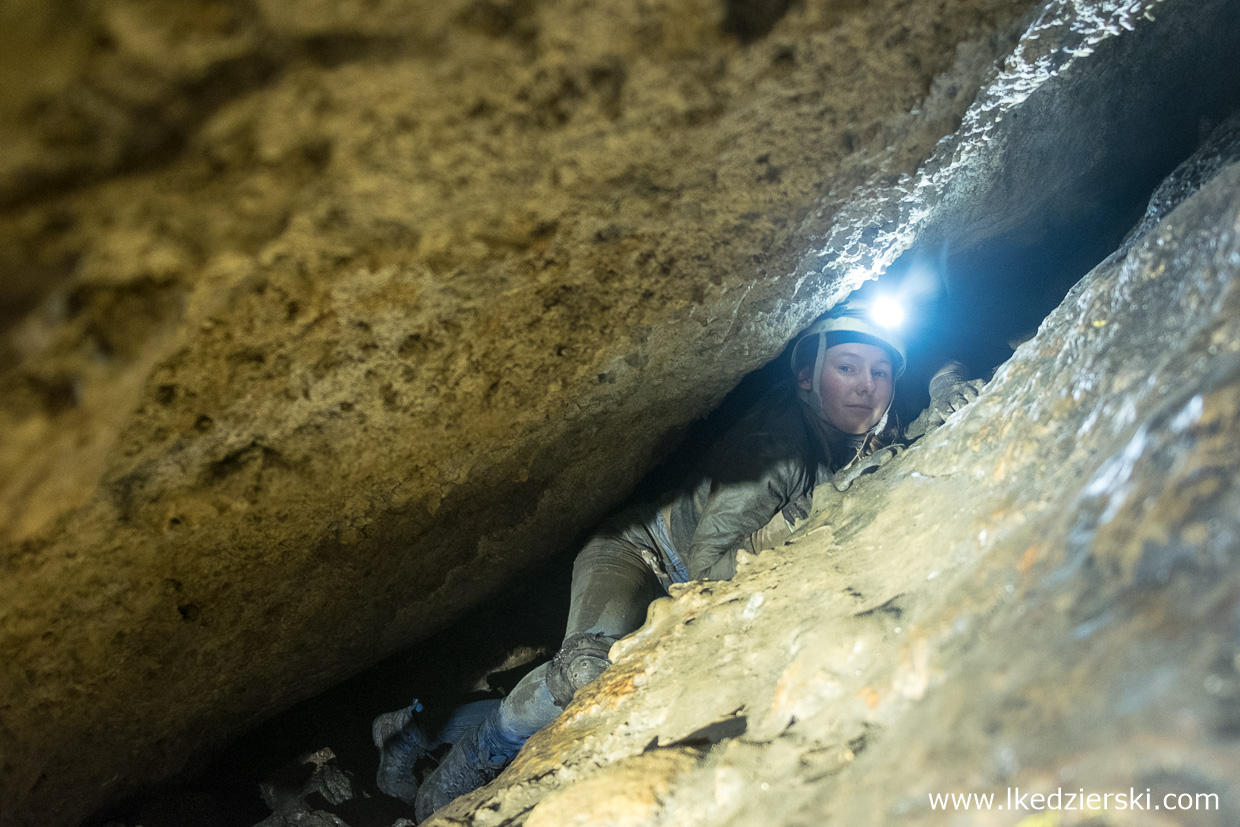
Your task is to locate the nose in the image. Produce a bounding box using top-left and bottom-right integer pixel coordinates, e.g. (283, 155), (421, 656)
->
(857, 372), (874, 395)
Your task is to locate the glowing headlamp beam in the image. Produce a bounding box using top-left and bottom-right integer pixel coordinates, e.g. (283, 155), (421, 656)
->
(870, 294), (906, 329)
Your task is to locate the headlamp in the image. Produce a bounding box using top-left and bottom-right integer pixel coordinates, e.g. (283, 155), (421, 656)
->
(869, 294), (906, 329)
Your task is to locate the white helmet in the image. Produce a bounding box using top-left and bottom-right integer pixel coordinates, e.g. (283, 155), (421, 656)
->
(791, 300), (905, 436)
(790, 300), (907, 381)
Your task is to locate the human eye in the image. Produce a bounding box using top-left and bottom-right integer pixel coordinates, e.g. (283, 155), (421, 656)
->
(873, 369), (888, 379)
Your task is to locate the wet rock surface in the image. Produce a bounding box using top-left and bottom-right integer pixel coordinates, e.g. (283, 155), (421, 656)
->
(422, 139), (1240, 827)
(2, 0), (1238, 825)
(1, 0), (1038, 822)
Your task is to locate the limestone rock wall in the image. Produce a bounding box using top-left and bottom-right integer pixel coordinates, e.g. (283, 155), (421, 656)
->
(4, 0), (1237, 825)
(1, 1), (1042, 825)
(425, 117), (1240, 827)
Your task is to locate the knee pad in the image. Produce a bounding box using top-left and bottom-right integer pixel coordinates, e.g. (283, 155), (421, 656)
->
(545, 632), (614, 709)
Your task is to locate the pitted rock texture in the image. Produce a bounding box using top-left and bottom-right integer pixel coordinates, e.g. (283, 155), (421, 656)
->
(1, 1), (1043, 824)
(2, 0), (1235, 825)
(419, 155), (1240, 827)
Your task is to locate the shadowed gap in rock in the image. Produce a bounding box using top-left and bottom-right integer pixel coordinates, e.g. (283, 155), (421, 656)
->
(723, 0), (797, 44)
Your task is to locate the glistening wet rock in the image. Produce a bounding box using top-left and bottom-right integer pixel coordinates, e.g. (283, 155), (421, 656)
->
(423, 154), (1240, 827)
(0, 1), (1039, 824)
(2, 0), (1237, 825)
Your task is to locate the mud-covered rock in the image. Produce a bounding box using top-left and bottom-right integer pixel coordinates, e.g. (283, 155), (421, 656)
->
(247, 746), (381, 827)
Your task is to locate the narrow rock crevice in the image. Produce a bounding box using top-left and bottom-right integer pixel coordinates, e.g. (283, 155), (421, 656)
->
(4, 1), (1239, 826)
(885, 0), (1240, 418)
(91, 105), (1240, 827)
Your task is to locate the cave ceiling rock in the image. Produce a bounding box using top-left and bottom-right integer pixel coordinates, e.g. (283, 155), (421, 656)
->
(799, 0), (1240, 285)
(421, 153), (1240, 827)
(0, 0), (1221, 825)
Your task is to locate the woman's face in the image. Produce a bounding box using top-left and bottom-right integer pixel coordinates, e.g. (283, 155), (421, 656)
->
(800, 342), (895, 434)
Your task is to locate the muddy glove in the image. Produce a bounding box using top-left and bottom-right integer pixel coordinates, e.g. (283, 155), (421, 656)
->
(908, 361), (986, 438)
(833, 444), (905, 492)
(740, 492), (813, 554)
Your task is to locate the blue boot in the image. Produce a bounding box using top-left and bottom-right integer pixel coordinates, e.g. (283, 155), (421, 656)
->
(371, 699), (428, 804)
(414, 706), (526, 821)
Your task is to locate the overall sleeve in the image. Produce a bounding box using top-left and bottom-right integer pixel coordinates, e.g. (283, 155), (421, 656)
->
(685, 453), (807, 581)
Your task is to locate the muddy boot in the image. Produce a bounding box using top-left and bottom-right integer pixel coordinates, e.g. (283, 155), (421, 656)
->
(371, 699), (428, 804)
(413, 706), (525, 822)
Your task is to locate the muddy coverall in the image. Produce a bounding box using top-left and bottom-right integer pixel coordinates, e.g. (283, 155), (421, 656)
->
(490, 383), (865, 746)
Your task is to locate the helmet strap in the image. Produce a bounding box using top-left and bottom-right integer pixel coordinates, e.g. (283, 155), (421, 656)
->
(810, 333), (826, 412)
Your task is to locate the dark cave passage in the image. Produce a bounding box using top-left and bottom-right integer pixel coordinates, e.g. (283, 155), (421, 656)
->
(87, 552), (578, 827)
(82, 1), (1240, 825)
(883, 0), (1240, 423)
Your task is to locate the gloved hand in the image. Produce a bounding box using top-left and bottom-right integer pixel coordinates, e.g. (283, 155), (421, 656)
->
(930, 361), (984, 417)
(906, 362), (986, 439)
